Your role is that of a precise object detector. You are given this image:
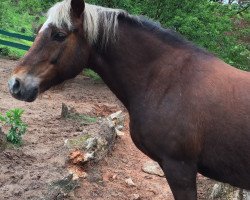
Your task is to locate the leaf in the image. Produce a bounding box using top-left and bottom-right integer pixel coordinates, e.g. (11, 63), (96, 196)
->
(3, 108), (27, 146)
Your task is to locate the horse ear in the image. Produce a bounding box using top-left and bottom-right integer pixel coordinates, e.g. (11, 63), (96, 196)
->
(71, 0), (85, 18)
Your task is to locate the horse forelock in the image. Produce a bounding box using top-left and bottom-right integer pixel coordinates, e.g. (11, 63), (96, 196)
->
(40, 0), (127, 46)
(40, 0), (72, 32)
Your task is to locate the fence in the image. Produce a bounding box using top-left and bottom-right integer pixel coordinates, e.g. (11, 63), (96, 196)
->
(0, 29), (34, 51)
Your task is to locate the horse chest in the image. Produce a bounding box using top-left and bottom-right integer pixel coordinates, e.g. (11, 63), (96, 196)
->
(128, 110), (196, 162)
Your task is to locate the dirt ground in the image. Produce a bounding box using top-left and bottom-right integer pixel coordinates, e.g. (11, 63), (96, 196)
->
(0, 58), (214, 200)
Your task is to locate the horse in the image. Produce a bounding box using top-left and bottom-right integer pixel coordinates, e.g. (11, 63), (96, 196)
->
(8, 0), (250, 199)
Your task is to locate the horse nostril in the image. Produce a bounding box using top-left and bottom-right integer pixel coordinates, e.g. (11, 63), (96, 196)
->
(9, 77), (22, 95)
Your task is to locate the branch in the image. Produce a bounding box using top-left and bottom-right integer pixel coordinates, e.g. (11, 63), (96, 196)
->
(237, 4), (250, 14)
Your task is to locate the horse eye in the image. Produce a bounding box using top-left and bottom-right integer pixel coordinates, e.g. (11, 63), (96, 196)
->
(53, 32), (67, 42)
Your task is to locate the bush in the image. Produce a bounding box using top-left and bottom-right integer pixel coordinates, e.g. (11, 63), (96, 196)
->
(0, 0), (249, 70)
(83, 69), (102, 82)
(89, 0), (249, 71)
(0, 108), (27, 146)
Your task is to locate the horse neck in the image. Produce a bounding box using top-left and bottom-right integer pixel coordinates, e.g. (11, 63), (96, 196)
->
(88, 20), (184, 110)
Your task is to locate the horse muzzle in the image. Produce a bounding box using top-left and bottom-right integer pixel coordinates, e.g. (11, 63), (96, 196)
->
(8, 76), (39, 102)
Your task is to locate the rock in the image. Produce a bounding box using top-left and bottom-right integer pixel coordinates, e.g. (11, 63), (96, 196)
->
(42, 94), (50, 99)
(61, 111), (125, 198)
(131, 194), (141, 200)
(116, 125), (124, 131)
(84, 152), (95, 162)
(209, 183), (223, 199)
(0, 127), (7, 152)
(85, 137), (97, 150)
(108, 110), (125, 128)
(44, 174), (79, 200)
(109, 110), (123, 120)
(61, 103), (76, 119)
(115, 128), (125, 136)
(209, 183), (242, 200)
(243, 190), (250, 200)
(64, 110), (126, 175)
(61, 103), (69, 118)
(65, 134), (92, 150)
(125, 178), (136, 187)
(65, 118), (116, 163)
(112, 174), (118, 180)
(142, 160), (164, 177)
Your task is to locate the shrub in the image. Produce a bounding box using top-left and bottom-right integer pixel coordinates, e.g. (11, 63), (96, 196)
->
(0, 0), (249, 70)
(89, 0), (249, 71)
(0, 108), (27, 146)
(83, 69), (102, 82)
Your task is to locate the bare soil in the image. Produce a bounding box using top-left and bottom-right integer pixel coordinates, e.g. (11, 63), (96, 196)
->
(0, 58), (214, 200)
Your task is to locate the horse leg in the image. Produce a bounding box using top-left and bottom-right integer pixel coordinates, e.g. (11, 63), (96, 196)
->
(161, 158), (197, 200)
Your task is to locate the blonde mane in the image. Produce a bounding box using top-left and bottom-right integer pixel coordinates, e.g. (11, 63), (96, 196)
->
(41, 0), (127, 46)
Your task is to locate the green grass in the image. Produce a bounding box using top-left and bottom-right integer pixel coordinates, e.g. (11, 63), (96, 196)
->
(0, 0), (45, 59)
(68, 113), (98, 125)
(0, 34), (33, 58)
(83, 69), (102, 82)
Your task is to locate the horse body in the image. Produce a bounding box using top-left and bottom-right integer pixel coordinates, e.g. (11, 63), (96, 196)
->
(90, 18), (250, 197)
(197, 65), (250, 189)
(8, 0), (250, 199)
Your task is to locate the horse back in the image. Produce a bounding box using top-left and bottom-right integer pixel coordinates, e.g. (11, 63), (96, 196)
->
(194, 59), (250, 189)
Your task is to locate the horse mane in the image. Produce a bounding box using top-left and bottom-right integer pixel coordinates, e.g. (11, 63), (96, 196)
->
(44, 0), (128, 46)
(44, 0), (208, 52)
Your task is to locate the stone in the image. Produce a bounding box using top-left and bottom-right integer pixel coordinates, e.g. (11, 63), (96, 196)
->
(110, 110), (123, 120)
(0, 127), (7, 152)
(243, 190), (250, 200)
(209, 183), (242, 200)
(61, 103), (69, 118)
(61, 111), (125, 198)
(116, 125), (124, 131)
(84, 152), (95, 162)
(65, 134), (91, 149)
(44, 174), (79, 200)
(115, 128), (125, 136)
(108, 110), (125, 128)
(64, 109), (124, 162)
(125, 178), (136, 187)
(131, 194), (141, 200)
(85, 137), (97, 150)
(142, 160), (164, 177)
(209, 183), (223, 199)
(61, 103), (76, 119)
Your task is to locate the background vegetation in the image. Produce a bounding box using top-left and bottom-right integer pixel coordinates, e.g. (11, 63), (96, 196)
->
(0, 0), (249, 70)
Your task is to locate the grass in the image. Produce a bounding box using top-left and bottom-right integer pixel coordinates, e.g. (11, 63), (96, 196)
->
(0, 31), (33, 59)
(83, 69), (102, 82)
(68, 113), (98, 125)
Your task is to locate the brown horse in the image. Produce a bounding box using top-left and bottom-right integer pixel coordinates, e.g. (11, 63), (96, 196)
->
(8, 0), (250, 199)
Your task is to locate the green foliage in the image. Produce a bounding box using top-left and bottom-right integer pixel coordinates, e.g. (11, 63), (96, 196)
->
(0, 108), (27, 146)
(0, 0), (249, 70)
(89, 0), (249, 71)
(83, 69), (102, 82)
(68, 113), (98, 125)
(0, 0), (46, 58)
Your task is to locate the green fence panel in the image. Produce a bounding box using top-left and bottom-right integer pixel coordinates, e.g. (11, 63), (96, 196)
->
(0, 29), (34, 42)
(0, 39), (30, 51)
